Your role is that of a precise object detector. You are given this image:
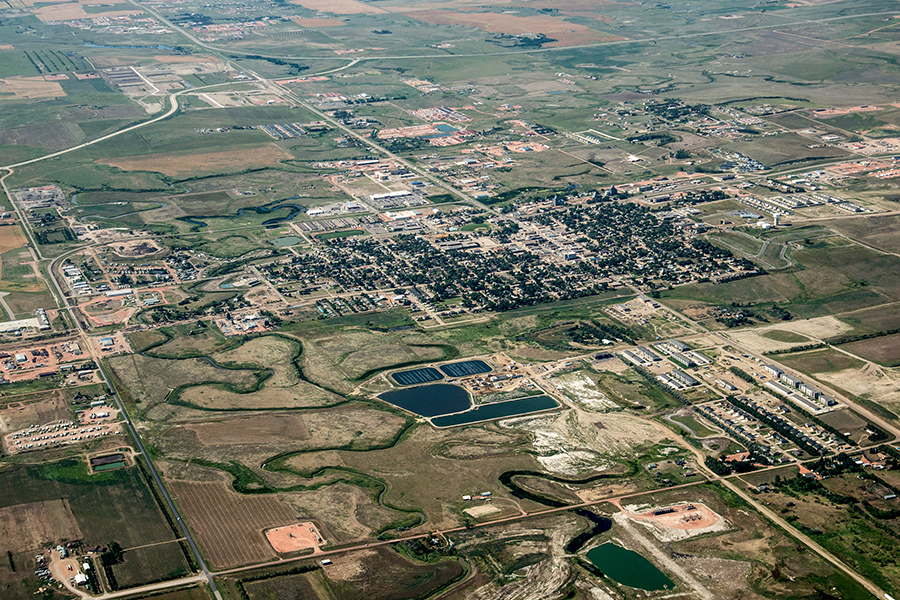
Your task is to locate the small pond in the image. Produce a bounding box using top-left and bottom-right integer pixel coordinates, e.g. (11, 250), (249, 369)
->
(271, 236), (303, 248)
(586, 543), (675, 591)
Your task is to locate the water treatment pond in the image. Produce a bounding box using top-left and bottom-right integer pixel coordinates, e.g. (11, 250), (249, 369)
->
(431, 395), (558, 428)
(379, 385), (559, 426)
(439, 360), (492, 378)
(586, 543), (675, 591)
(391, 367), (444, 386)
(379, 384), (470, 417)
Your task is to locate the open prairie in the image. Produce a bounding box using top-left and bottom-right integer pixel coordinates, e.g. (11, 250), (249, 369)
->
(98, 144), (293, 178)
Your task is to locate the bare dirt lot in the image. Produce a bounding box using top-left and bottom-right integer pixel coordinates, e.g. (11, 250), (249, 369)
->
(725, 315), (853, 354)
(168, 480), (298, 568)
(265, 521), (324, 553)
(186, 414), (309, 446)
(289, 0), (387, 14)
(619, 502), (729, 542)
(400, 10), (622, 47)
(98, 144), (293, 178)
(106, 240), (162, 258)
(0, 500), (82, 552)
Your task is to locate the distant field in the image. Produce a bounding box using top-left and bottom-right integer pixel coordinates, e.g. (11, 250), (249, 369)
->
(773, 348), (865, 374)
(98, 144), (293, 178)
(289, 0), (386, 14)
(840, 333), (900, 367)
(400, 10), (622, 47)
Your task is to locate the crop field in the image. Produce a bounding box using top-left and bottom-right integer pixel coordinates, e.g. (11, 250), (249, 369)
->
(0, 122), (79, 151)
(169, 480), (297, 568)
(0, 499), (81, 553)
(112, 541), (192, 590)
(0, 461), (176, 549)
(245, 547), (463, 600)
(0, 77), (65, 100)
(98, 144), (293, 178)
(840, 333), (900, 367)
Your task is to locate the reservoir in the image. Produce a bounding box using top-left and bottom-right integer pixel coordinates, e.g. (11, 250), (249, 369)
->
(431, 395), (558, 428)
(379, 384), (470, 417)
(391, 367), (444, 386)
(439, 360), (492, 378)
(586, 543), (675, 591)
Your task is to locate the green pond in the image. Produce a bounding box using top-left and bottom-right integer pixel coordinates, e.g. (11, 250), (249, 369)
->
(271, 236), (303, 248)
(586, 543), (675, 591)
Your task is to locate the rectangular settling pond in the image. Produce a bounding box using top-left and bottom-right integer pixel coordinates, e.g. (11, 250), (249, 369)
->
(431, 395), (558, 428)
(391, 367), (444, 386)
(439, 360), (492, 378)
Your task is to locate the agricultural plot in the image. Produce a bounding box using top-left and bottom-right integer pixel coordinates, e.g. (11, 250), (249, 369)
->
(243, 547), (462, 600)
(111, 542), (192, 590)
(0, 460), (177, 550)
(0, 500), (81, 553)
(169, 480), (297, 568)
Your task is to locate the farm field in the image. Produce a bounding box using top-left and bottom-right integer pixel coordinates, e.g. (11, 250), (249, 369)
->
(168, 480), (298, 568)
(243, 547), (463, 600)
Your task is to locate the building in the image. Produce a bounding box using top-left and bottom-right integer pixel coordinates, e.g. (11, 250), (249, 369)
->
(99, 337), (115, 348)
(670, 369), (699, 387)
(105, 289), (133, 298)
(668, 339), (691, 352)
(780, 373), (803, 388)
(670, 351), (698, 368)
(764, 364), (783, 378)
(799, 383), (821, 399)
